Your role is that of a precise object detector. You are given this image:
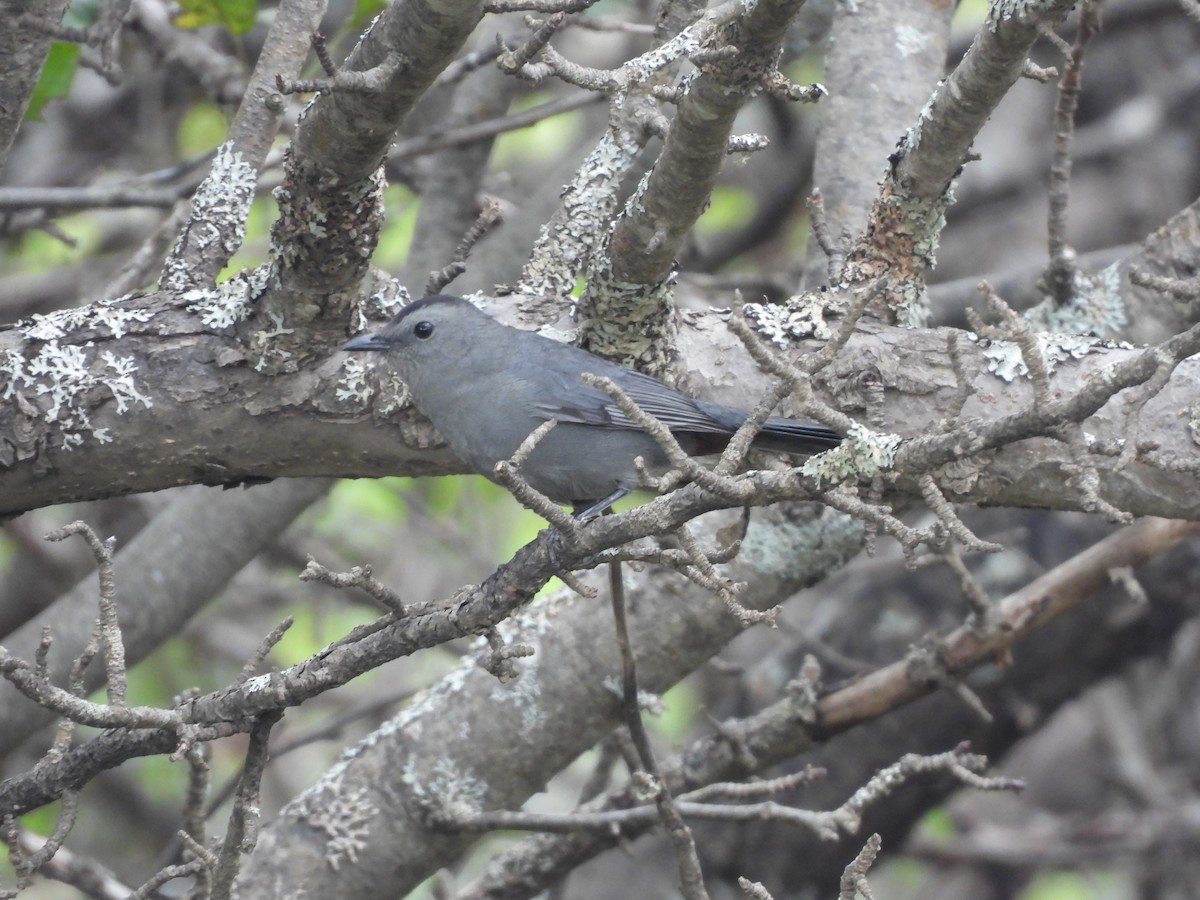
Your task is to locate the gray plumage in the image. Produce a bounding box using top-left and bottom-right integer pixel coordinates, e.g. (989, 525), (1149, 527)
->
(343, 295), (841, 515)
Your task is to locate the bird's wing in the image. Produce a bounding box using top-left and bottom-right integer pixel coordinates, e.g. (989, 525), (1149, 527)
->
(530, 363), (733, 434)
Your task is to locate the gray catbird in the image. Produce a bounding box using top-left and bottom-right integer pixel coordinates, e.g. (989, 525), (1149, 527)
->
(342, 295), (841, 517)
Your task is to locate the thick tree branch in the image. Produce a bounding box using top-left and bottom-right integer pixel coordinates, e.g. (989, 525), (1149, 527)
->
(804, 0), (953, 281)
(160, 0), (326, 290)
(604, 0), (808, 287)
(266, 0), (487, 299)
(844, 0), (1081, 322)
(1, 295), (1198, 518)
(581, 0), (818, 367)
(291, 0), (487, 185)
(0, 0), (71, 175)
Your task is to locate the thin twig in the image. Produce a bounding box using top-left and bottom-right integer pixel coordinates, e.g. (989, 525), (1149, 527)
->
(609, 561), (710, 899)
(1042, 0), (1101, 305)
(44, 522), (127, 706)
(210, 710), (283, 899)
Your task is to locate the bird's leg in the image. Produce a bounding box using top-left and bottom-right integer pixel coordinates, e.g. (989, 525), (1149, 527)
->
(572, 489), (630, 522)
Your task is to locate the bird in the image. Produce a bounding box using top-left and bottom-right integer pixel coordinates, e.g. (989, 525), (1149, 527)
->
(343, 295), (841, 518)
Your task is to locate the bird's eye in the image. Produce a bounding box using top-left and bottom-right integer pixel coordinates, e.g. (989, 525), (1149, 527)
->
(413, 320), (434, 339)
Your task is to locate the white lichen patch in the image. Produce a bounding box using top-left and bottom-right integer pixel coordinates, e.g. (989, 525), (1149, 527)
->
(97, 351), (152, 413)
(621, 168), (655, 221)
(987, 0), (1045, 31)
(488, 654), (544, 732)
(17, 296), (156, 342)
(895, 24), (928, 57)
(1024, 264), (1127, 338)
(335, 356), (373, 405)
(740, 512), (865, 580)
(19, 315), (74, 342)
(973, 332), (1133, 382)
(374, 368), (411, 416)
(160, 142), (258, 292)
(248, 309), (295, 373)
(352, 282), (408, 335)
(336, 356), (409, 415)
(899, 183), (955, 283)
(903, 80), (942, 153)
(742, 293), (847, 345)
(2, 341), (153, 449)
(520, 126), (642, 300)
(187, 265), (270, 330)
(801, 422), (902, 487)
(401, 757), (489, 819)
(290, 770), (380, 872)
(623, 7), (716, 80)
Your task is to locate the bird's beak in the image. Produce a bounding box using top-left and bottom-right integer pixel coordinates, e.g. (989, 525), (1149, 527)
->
(342, 332), (390, 351)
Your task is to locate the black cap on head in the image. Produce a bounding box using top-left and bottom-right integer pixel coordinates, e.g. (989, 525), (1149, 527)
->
(341, 295), (475, 351)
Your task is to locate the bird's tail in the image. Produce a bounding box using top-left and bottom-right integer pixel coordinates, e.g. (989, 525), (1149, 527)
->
(756, 416), (843, 454)
(691, 400), (842, 454)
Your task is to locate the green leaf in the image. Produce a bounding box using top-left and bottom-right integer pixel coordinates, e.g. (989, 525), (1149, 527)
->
(26, 42), (79, 121)
(175, 0), (258, 34)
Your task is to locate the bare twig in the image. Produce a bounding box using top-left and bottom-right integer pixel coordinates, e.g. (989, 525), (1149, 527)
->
(479, 628), (535, 682)
(738, 877), (774, 899)
(11, 826), (131, 899)
(1042, 0), (1102, 306)
(608, 561), (709, 899)
(391, 93), (601, 161)
(182, 741), (212, 897)
(579, 374), (750, 503)
(311, 31), (337, 77)
(299, 559), (407, 615)
(1130, 269), (1200, 302)
(426, 197), (504, 295)
(44, 522), (127, 706)
(497, 13), (568, 77)
(838, 833), (883, 900)
(210, 711), (283, 899)
(237, 618), (296, 683)
(806, 189), (846, 282)
(276, 51), (405, 95)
